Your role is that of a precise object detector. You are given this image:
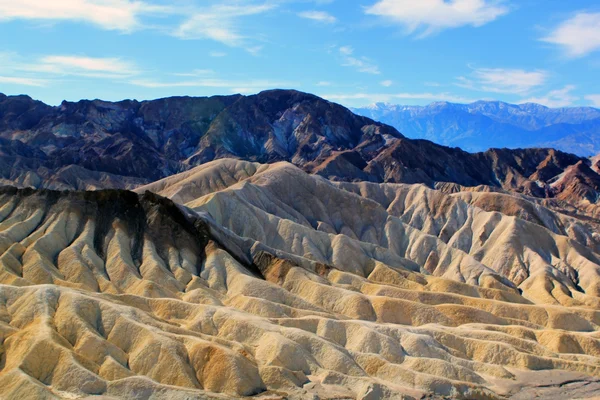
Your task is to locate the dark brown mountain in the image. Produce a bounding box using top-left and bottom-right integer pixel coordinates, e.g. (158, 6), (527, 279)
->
(0, 90), (400, 187)
(0, 89), (591, 206)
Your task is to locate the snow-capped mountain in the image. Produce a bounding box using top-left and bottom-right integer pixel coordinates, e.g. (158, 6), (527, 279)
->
(352, 101), (600, 156)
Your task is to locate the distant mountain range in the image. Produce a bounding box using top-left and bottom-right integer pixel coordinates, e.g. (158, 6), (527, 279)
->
(351, 101), (600, 156)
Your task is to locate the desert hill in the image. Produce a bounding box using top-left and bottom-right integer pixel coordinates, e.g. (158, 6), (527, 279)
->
(2, 159), (600, 398)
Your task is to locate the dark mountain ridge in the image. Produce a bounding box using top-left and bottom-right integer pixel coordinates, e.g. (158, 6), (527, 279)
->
(0, 89), (593, 207)
(0, 90), (400, 183)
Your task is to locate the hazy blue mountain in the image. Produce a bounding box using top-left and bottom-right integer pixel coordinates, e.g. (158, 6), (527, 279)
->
(351, 101), (600, 156)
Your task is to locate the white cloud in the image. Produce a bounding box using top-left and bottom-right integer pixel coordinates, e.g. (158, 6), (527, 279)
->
(0, 0), (167, 32)
(542, 12), (600, 57)
(586, 94), (600, 108)
(0, 75), (48, 87)
(365, 0), (508, 37)
(175, 3), (275, 50)
(209, 51), (227, 57)
(298, 10), (336, 24)
(316, 81), (331, 86)
(520, 85), (578, 108)
(380, 80), (393, 87)
(338, 46), (380, 75)
(321, 91), (477, 104)
(457, 67), (548, 94)
(30, 55), (139, 78)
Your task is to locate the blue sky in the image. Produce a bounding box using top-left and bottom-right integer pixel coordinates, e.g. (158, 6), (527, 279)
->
(1, 0), (600, 108)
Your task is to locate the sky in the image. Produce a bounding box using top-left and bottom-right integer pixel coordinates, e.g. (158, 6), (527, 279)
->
(1, 0), (600, 108)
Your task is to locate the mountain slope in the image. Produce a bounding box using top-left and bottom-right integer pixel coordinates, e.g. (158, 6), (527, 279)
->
(352, 101), (600, 156)
(3, 161), (600, 399)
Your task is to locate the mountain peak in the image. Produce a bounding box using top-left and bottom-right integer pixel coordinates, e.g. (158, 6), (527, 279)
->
(517, 102), (550, 111)
(365, 101), (394, 110)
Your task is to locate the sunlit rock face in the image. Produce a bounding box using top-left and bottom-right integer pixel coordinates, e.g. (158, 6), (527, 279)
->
(3, 159), (600, 399)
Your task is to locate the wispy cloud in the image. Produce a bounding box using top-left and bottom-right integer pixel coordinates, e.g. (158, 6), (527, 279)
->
(380, 80), (393, 87)
(246, 46), (264, 56)
(130, 77), (298, 93)
(316, 81), (332, 86)
(298, 10), (336, 24)
(338, 46), (380, 75)
(0, 0), (168, 32)
(172, 69), (215, 78)
(456, 67), (548, 94)
(339, 46), (353, 55)
(0, 75), (48, 87)
(30, 55), (139, 78)
(0, 52), (140, 87)
(209, 51), (227, 58)
(321, 91), (477, 104)
(542, 12), (600, 58)
(520, 85), (578, 108)
(364, 0), (509, 37)
(174, 3), (275, 51)
(0, 1), (278, 53)
(585, 94), (600, 108)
